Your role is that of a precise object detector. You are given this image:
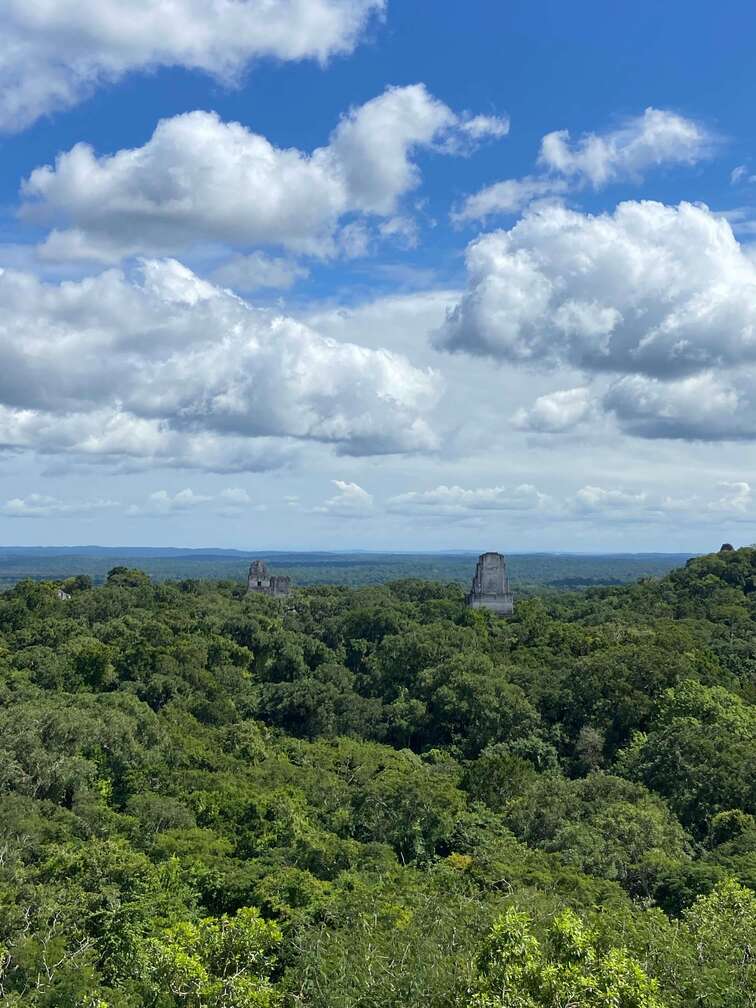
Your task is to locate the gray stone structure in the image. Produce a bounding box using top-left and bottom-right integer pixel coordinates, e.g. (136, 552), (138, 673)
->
(466, 551), (514, 615)
(247, 559), (291, 598)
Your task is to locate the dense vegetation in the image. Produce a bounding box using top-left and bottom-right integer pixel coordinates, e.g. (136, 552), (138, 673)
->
(0, 548), (754, 1006)
(0, 547), (693, 591)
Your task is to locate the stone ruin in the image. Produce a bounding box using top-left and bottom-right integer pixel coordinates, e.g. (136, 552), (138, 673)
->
(466, 551), (514, 616)
(247, 559), (291, 598)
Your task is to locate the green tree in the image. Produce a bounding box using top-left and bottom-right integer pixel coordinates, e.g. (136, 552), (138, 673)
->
(677, 880), (756, 1008)
(616, 681), (756, 834)
(467, 906), (666, 1008)
(141, 908), (281, 1007)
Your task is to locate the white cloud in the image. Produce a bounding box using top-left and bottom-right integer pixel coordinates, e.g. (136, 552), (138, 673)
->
(570, 485), (652, 515)
(455, 107), (710, 224)
(384, 480), (754, 528)
(302, 286), (597, 459)
(453, 176), (567, 223)
(0, 406), (298, 474)
(378, 216), (420, 248)
(325, 85), (455, 216)
(709, 482), (752, 513)
(210, 253), (309, 292)
(1, 493), (119, 518)
(129, 488), (212, 515)
(315, 479), (374, 517)
(386, 481), (654, 524)
(731, 165), (756, 185)
(126, 486), (264, 516)
(458, 114), (510, 141)
(219, 487), (253, 505)
(23, 85), (505, 261)
(538, 107), (712, 187)
(304, 288), (458, 358)
(387, 483), (550, 518)
(0, 258), (441, 471)
(602, 371), (756, 441)
(439, 198), (756, 444)
(512, 387), (594, 433)
(437, 200), (756, 381)
(217, 487), (267, 515)
(567, 483), (756, 523)
(0, 0), (385, 132)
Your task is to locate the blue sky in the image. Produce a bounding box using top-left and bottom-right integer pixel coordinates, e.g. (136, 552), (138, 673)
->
(1, 0), (756, 551)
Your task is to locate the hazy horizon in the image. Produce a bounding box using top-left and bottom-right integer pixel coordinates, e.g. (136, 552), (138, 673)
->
(0, 544), (700, 556)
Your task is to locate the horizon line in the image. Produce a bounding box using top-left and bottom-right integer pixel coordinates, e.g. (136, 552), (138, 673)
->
(0, 544), (702, 557)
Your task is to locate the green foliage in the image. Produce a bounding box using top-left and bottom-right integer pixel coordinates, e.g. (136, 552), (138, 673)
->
(616, 680), (756, 834)
(502, 773), (693, 896)
(142, 907), (282, 1007)
(467, 906), (666, 1007)
(0, 547), (754, 1005)
(676, 879), (756, 1007)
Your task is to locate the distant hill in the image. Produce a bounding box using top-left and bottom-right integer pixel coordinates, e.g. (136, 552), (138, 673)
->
(0, 546), (695, 590)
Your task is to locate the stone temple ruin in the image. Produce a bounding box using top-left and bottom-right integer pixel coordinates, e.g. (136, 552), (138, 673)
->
(466, 551), (514, 616)
(247, 559), (291, 598)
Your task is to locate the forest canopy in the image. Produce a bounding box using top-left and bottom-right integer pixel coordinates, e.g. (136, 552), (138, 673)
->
(0, 548), (754, 1006)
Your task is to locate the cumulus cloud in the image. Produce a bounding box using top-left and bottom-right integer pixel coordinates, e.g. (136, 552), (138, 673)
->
(23, 85), (505, 261)
(0, 258), (440, 471)
(128, 488), (212, 516)
(453, 176), (567, 223)
(217, 487), (259, 512)
(603, 371), (756, 441)
(538, 107), (712, 187)
(709, 482), (752, 513)
(567, 483), (756, 523)
(512, 387), (594, 433)
(325, 85), (455, 216)
(570, 485), (654, 516)
(1, 486), (267, 520)
(456, 107), (711, 224)
(437, 200), (756, 380)
(0, 0), (385, 132)
(387, 483), (550, 518)
(0, 407), (297, 474)
(1, 493), (119, 518)
(127, 486), (264, 516)
(439, 198), (756, 444)
(384, 481), (754, 527)
(315, 479), (374, 517)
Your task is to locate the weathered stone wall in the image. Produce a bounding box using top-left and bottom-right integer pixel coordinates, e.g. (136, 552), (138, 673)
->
(466, 551), (514, 615)
(247, 560), (291, 597)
